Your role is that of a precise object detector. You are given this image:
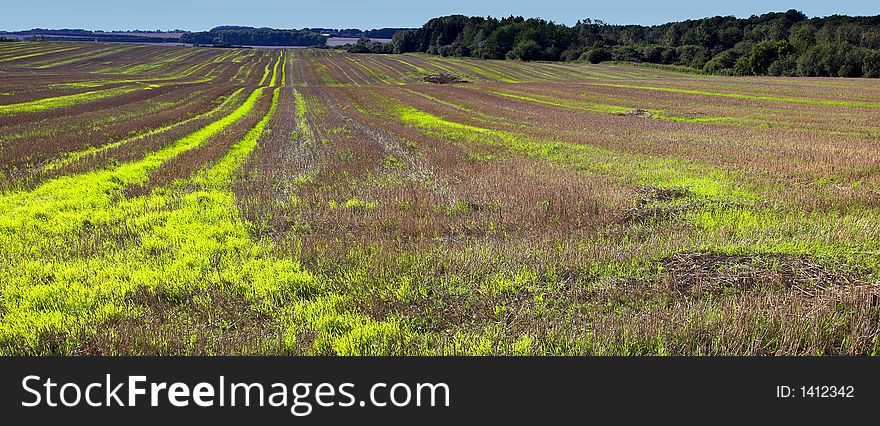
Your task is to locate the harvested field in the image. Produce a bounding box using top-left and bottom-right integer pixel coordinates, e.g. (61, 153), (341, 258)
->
(1, 42), (879, 355)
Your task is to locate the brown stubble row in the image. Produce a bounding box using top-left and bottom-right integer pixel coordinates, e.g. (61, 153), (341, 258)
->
(233, 88), (314, 241)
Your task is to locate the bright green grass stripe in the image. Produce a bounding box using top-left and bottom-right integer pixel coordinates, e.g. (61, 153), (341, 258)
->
(510, 62), (561, 80)
(199, 87), (279, 187)
(0, 43), (71, 56)
(447, 59), (519, 83)
(591, 83), (880, 109)
(233, 49), (257, 63)
(232, 58), (255, 83)
(269, 51), (283, 87)
(94, 47), (186, 72)
(117, 59), (180, 75)
(292, 89), (314, 144)
(0, 88), (267, 233)
(47, 68), (215, 91)
(562, 65), (621, 80)
(115, 48), (207, 74)
(90, 53), (227, 83)
(312, 60), (342, 86)
(358, 57), (402, 83)
(473, 61), (529, 82)
(0, 43), (39, 54)
(140, 56), (227, 83)
(295, 89), (308, 116)
(259, 62), (272, 85)
(93, 50), (177, 74)
(198, 52), (281, 187)
(572, 66), (629, 80)
(30, 45), (133, 69)
(281, 51), (288, 86)
(42, 88), (247, 172)
(489, 90), (631, 114)
(402, 88), (524, 127)
(481, 61), (543, 82)
(602, 65), (657, 79)
(547, 63), (605, 80)
(323, 56), (362, 85)
(389, 56), (429, 74)
(0, 45), (78, 62)
(0, 45), (82, 63)
(419, 57), (470, 77)
(211, 50), (238, 63)
(545, 63), (602, 80)
(393, 103), (754, 201)
(346, 57), (399, 85)
(49, 80), (122, 89)
(0, 85), (153, 115)
(0, 65), (228, 116)
(30, 47), (116, 67)
(3, 89), (211, 144)
(101, 48), (203, 75)
(93, 58), (222, 84)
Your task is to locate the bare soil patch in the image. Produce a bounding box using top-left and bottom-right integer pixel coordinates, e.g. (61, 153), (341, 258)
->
(660, 252), (875, 296)
(618, 108), (652, 118)
(423, 73), (468, 84)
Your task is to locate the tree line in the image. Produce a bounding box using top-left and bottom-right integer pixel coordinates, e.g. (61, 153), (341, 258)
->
(361, 10), (880, 77)
(181, 27), (326, 47)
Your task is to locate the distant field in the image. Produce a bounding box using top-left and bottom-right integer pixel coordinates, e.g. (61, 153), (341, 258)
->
(326, 37), (391, 46)
(0, 42), (878, 355)
(109, 32), (185, 38)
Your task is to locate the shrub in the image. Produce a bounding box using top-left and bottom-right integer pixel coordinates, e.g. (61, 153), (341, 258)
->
(581, 47), (611, 63)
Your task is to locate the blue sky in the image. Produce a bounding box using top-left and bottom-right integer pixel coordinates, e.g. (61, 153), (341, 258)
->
(3, 1), (877, 31)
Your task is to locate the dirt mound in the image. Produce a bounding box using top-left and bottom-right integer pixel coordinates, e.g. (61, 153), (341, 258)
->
(618, 109), (652, 118)
(636, 186), (691, 202)
(423, 73), (468, 84)
(623, 186), (695, 224)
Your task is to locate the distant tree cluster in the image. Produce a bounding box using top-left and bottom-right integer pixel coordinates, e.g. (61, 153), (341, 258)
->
(346, 38), (394, 53)
(181, 27), (326, 47)
(304, 27), (413, 38)
(382, 11), (880, 77)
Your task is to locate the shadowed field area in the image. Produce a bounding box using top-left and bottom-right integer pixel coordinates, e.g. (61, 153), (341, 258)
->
(1, 42), (878, 355)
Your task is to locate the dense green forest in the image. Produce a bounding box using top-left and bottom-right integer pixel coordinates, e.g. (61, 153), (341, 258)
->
(362, 10), (880, 77)
(180, 27), (326, 46)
